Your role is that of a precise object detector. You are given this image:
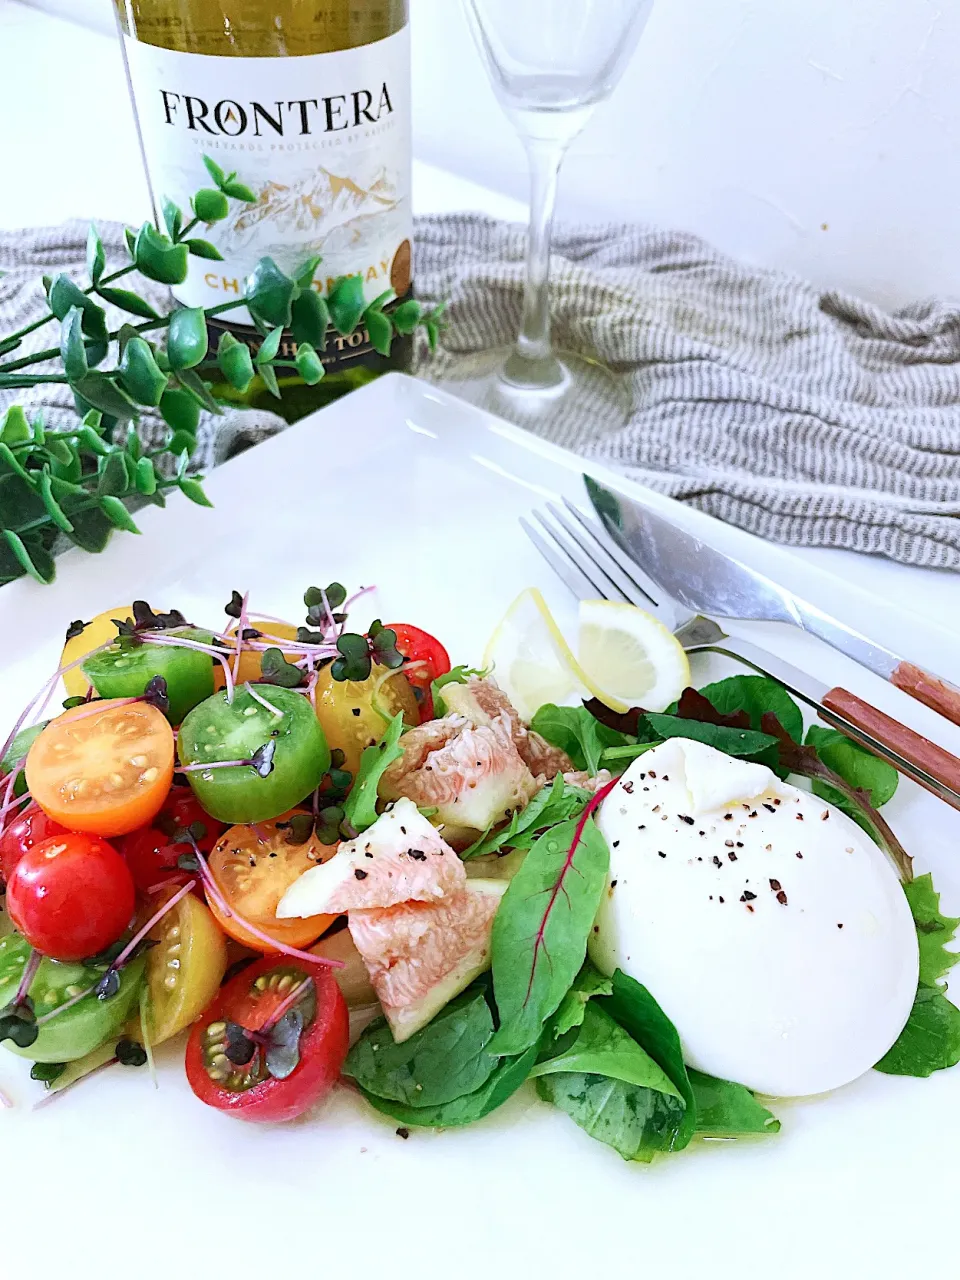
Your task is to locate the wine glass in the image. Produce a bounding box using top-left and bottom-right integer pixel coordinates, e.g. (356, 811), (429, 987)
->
(449, 0), (655, 430)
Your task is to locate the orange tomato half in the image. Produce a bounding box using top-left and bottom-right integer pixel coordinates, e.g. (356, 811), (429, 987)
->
(213, 619), (299, 691)
(206, 817), (338, 952)
(25, 699), (175, 837)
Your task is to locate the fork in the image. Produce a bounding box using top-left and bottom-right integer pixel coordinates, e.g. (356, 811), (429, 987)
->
(522, 497), (960, 814)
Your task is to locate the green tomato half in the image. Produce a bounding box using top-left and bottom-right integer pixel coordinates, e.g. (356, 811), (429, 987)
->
(177, 685), (330, 824)
(82, 629), (216, 726)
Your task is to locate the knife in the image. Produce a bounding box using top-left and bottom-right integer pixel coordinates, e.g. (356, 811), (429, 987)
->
(585, 475), (960, 731)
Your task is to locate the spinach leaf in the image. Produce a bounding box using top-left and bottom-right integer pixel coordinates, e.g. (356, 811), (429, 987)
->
(600, 970), (697, 1151)
(875, 984), (960, 1077)
(805, 726), (899, 834)
(344, 987), (498, 1107)
(552, 962), (613, 1038)
(431, 664), (486, 718)
(342, 711), (405, 834)
(461, 775), (590, 860)
(536, 1072), (686, 1163)
(698, 675), (804, 744)
(489, 817), (610, 1057)
(530, 704), (629, 774)
(644, 713), (779, 762)
(532, 1002), (683, 1099)
(361, 1043), (539, 1128)
(904, 873), (960, 988)
(688, 1069), (780, 1137)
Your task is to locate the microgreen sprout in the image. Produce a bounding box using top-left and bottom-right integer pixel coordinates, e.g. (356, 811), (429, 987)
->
(244, 682), (287, 717)
(257, 650), (304, 689)
(116, 1039), (148, 1068)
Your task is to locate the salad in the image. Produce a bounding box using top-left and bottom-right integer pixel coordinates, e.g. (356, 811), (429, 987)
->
(0, 585), (957, 1163)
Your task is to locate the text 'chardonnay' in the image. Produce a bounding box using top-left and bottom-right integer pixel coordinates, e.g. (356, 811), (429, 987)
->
(116, 0), (413, 419)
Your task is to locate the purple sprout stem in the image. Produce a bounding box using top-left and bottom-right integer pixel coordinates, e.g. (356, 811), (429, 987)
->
(177, 759), (253, 773)
(0, 1084), (13, 1109)
(0, 638), (115, 765)
(230, 591), (250, 689)
(319, 587), (338, 643)
(111, 879), (196, 972)
(13, 948), (41, 1007)
(35, 983), (98, 1027)
(244, 683), (285, 718)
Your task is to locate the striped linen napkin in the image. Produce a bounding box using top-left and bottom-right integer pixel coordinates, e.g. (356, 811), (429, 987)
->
(2, 215), (958, 569)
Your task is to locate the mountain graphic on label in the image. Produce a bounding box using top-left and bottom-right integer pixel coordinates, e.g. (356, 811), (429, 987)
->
(219, 166), (400, 256)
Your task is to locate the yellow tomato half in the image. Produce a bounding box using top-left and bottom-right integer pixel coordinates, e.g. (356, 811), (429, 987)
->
(314, 667), (419, 777)
(213, 619), (300, 690)
(61, 606), (134, 699)
(144, 889), (228, 1044)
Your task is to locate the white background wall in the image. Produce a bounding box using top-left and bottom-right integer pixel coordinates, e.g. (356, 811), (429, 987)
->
(20, 0), (960, 307)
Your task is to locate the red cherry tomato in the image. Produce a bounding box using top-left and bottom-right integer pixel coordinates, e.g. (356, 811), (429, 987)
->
(385, 624), (451, 722)
(117, 789), (226, 894)
(6, 833), (136, 962)
(0, 804), (67, 886)
(185, 955), (348, 1123)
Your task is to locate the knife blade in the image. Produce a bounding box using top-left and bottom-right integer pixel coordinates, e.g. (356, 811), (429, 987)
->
(585, 475), (960, 731)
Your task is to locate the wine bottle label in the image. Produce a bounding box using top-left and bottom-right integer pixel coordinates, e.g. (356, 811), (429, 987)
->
(123, 28), (413, 331)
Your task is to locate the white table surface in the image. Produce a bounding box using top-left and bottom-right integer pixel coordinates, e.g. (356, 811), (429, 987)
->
(0, 0), (957, 634)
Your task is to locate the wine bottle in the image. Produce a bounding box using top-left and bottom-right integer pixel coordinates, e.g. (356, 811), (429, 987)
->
(115, 0), (413, 421)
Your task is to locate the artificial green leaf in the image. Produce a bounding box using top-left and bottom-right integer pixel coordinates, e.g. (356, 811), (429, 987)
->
(291, 290), (330, 350)
(345, 987), (498, 1107)
(904, 873), (960, 988)
(294, 343), (325, 385)
(462, 775), (590, 860)
(0, 441), (32, 483)
(72, 372), (139, 422)
(1, 405), (31, 445)
(118, 336), (168, 407)
(0, 472), (44, 530)
(392, 298), (422, 335)
(530, 704), (629, 774)
(43, 436), (75, 467)
(217, 332), (255, 392)
(133, 223), (189, 286)
(179, 478), (213, 508)
(202, 155), (227, 187)
(167, 307), (209, 370)
(246, 257), (297, 328)
(601, 971), (697, 1151)
(123, 424), (142, 461)
(175, 369), (220, 414)
(697, 675), (805, 744)
(361, 1043), (538, 1129)
(536, 1072), (686, 1163)
(342, 712), (405, 834)
(99, 496), (141, 535)
(192, 187), (229, 223)
(489, 816), (609, 1057)
(159, 387), (201, 435)
(161, 196), (183, 242)
(258, 362), (281, 399)
(552, 962), (614, 1038)
(327, 275), (366, 335)
(2, 529), (48, 583)
(86, 224), (106, 285)
(805, 725), (898, 809)
(134, 456), (158, 496)
(60, 499), (113, 554)
(124, 226), (137, 259)
(95, 287), (161, 321)
(875, 984), (960, 1077)
(688, 1069), (780, 1137)
(76, 422), (109, 456)
(365, 308), (393, 356)
(256, 325), (283, 365)
(184, 238), (223, 261)
(533, 1002), (683, 1100)
(295, 255), (322, 290)
(221, 179), (257, 203)
(38, 469), (74, 533)
(167, 431), (197, 461)
(97, 450), (132, 497)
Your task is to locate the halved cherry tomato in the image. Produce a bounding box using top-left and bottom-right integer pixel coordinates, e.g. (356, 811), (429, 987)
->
(117, 789), (227, 893)
(60, 605), (133, 700)
(0, 803), (66, 886)
(207, 818), (338, 952)
(185, 955), (348, 1122)
(6, 832), (135, 962)
(25, 699), (175, 838)
(213, 620), (299, 691)
(385, 624), (451, 721)
(313, 666), (419, 776)
(143, 886), (228, 1044)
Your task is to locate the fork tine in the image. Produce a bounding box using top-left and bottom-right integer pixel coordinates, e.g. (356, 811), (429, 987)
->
(548, 500), (662, 613)
(533, 511), (631, 603)
(560, 497), (675, 610)
(520, 517), (596, 601)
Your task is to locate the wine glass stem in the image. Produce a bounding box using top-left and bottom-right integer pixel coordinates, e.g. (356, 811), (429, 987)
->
(504, 137), (567, 391)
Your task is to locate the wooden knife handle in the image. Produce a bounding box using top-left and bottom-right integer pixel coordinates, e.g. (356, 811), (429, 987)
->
(891, 662), (960, 730)
(823, 687), (960, 805)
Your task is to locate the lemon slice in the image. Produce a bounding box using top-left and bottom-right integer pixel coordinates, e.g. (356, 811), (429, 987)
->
(578, 599), (690, 713)
(483, 588), (627, 722)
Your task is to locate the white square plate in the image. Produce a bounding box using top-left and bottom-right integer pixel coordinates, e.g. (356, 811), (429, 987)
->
(2, 374), (959, 1280)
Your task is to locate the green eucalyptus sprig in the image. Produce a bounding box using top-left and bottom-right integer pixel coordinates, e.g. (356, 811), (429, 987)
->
(0, 157), (446, 588)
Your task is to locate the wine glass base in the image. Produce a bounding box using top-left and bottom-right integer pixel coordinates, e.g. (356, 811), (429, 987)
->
(434, 347), (631, 440)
